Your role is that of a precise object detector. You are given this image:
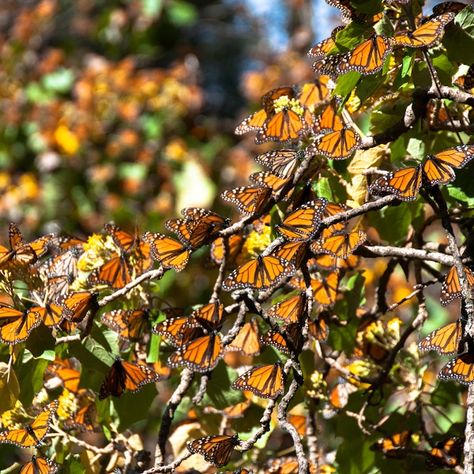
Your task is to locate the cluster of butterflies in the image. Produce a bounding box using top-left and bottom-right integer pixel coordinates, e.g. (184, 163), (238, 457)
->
(311, 1), (469, 76)
(235, 76), (364, 160)
(373, 431), (463, 469)
(418, 264), (474, 384)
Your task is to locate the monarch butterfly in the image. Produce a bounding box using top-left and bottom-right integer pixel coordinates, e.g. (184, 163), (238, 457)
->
(0, 401), (58, 447)
(298, 77), (331, 108)
(143, 232), (192, 272)
(236, 86), (305, 143)
(99, 358), (161, 399)
(441, 265), (474, 305)
(288, 414), (307, 436)
(255, 149), (301, 179)
(153, 310), (202, 348)
(168, 302), (224, 372)
(260, 323), (304, 355)
(432, 1), (467, 16)
(427, 437), (463, 469)
(210, 234), (244, 265)
(310, 127), (361, 160)
(166, 208), (228, 248)
(373, 431), (411, 457)
(314, 35), (392, 77)
(277, 199), (327, 242)
(310, 253), (360, 271)
(308, 27), (343, 59)
(265, 457), (300, 474)
(210, 234), (244, 266)
(423, 144), (474, 186)
(104, 223), (150, 257)
(273, 241), (308, 268)
(266, 293), (307, 324)
(290, 272), (339, 307)
(0, 305), (42, 345)
(45, 246), (83, 279)
(308, 316), (329, 342)
(221, 185), (272, 216)
(314, 98), (345, 133)
(222, 400), (252, 419)
(187, 434), (239, 467)
(225, 320), (261, 356)
(222, 255), (295, 291)
(60, 291), (98, 323)
(92, 254), (133, 289)
(190, 301), (225, 326)
(232, 363), (284, 399)
(258, 108), (306, 143)
(101, 308), (149, 340)
(369, 166), (422, 201)
(43, 274), (74, 300)
(455, 64), (474, 91)
(439, 352), (474, 384)
(325, 0), (383, 25)
(393, 13), (455, 49)
(68, 400), (97, 432)
(249, 171), (290, 195)
(45, 359), (81, 393)
(311, 226), (366, 259)
(235, 108), (268, 135)
(0, 223), (38, 268)
(29, 302), (64, 327)
(168, 333), (222, 372)
(19, 456), (58, 474)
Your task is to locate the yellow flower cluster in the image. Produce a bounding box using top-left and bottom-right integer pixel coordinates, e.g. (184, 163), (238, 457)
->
(72, 233), (117, 290)
(57, 389), (77, 420)
(0, 401), (26, 429)
(273, 96), (304, 116)
(239, 224), (272, 261)
(307, 370), (328, 400)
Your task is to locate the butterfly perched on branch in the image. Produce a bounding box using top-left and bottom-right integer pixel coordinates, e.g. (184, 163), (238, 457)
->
(99, 358), (161, 399)
(168, 301), (225, 372)
(369, 145), (474, 201)
(0, 401), (58, 447)
(223, 255), (295, 291)
(90, 224), (152, 289)
(232, 363), (284, 399)
(187, 434), (239, 467)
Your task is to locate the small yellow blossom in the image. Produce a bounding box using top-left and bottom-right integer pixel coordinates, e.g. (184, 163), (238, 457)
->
(239, 225), (272, 260)
(307, 370), (328, 400)
(273, 96), (304, 116)
(57, 389), (77, 420)
(54, 125), (80, 155)
(1, 401), (26, 429)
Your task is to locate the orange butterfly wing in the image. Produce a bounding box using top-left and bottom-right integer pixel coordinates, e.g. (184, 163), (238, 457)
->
(222, 256), (295, 291)
(418, 321), (462, 355)
(369, 166), (422, 201)
(266, 293), (306, 323)
(226, 320), (261, 356)
(144, 232), (191, 271)
(0, 401), (58, 448)
(187, 434), (239, 467)
(232, 364), (284, 399)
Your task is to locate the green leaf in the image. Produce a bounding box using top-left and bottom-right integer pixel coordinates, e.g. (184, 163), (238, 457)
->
(335, 23), (370, 51)
(200, 363), (241, 410)
(42, 68), (75, 94)
(142, 0), (163, 17)
(368, 201), (423, 243)
(113, 383), (159, 430)
(25, 324), (55, 357)
(406, 138), (425, 160)
(335, 416), (376, 473)
(444, 6), (474, 64)
(167, 1), (197, 26)
(17, 353), (48, 406)
(314, 177), (334, 201)
(334, 72), (361, 100)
